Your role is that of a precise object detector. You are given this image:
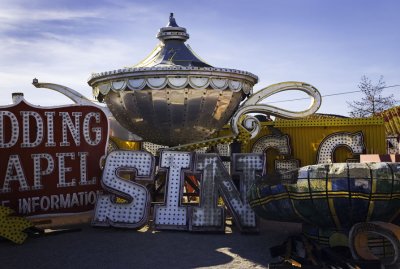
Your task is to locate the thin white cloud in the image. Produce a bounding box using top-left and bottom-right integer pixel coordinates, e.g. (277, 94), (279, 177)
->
(0, 0), (164, 37)
(0, 6), (101, 33)
(0, 8), (100, 22)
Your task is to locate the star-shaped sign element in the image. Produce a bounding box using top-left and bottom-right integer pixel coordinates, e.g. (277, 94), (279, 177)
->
(0, 206), (33, 244)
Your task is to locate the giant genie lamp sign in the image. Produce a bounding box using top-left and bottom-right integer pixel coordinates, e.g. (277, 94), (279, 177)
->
(0, 86), (371, 235)
(0, 79), (328, 226)
(0, 95), (108, 216)
(0, 14), (327, 233)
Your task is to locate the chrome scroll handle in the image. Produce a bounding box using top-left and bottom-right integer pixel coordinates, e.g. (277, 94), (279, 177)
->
(231, 81), (322, 139)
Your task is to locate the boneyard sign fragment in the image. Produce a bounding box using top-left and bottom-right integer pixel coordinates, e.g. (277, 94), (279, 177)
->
(0, 97), (108, 217)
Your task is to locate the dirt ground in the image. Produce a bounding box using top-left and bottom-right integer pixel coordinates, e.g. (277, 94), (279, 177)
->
(0, 220), (301, 269)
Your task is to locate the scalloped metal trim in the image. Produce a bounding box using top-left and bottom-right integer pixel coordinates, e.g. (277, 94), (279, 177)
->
(93, 76), (254, 97)
(128, 78), (146, 90)
(210, 78), (228, 90)
(147, 77), (168, 89)
(188, 76), (210, 89)
(242, 82), (252, 95)
(167, 76), (189, 89)
(111, 80), (127, 91)
(98, 82), (111, 95)
(88, 66), (258, 82)
(229, 80), (243, 92)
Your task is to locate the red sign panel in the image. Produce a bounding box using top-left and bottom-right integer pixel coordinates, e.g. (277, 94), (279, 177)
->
(0, 99), (108, 216)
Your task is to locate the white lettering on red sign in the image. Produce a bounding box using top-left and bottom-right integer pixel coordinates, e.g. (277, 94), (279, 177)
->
(0, 101), (108, 217)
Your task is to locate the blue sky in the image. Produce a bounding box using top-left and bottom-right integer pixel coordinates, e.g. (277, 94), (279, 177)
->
(1, 0), (399, 115)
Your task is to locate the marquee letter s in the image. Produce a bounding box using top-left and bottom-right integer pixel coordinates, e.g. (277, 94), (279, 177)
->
(92, 151), (155, 228)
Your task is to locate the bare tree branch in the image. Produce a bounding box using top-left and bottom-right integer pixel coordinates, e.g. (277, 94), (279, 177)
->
(347, 75), (395, 117)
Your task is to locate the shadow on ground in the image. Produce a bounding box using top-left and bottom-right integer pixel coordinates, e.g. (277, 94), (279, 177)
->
(0, 220), (301, 269)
